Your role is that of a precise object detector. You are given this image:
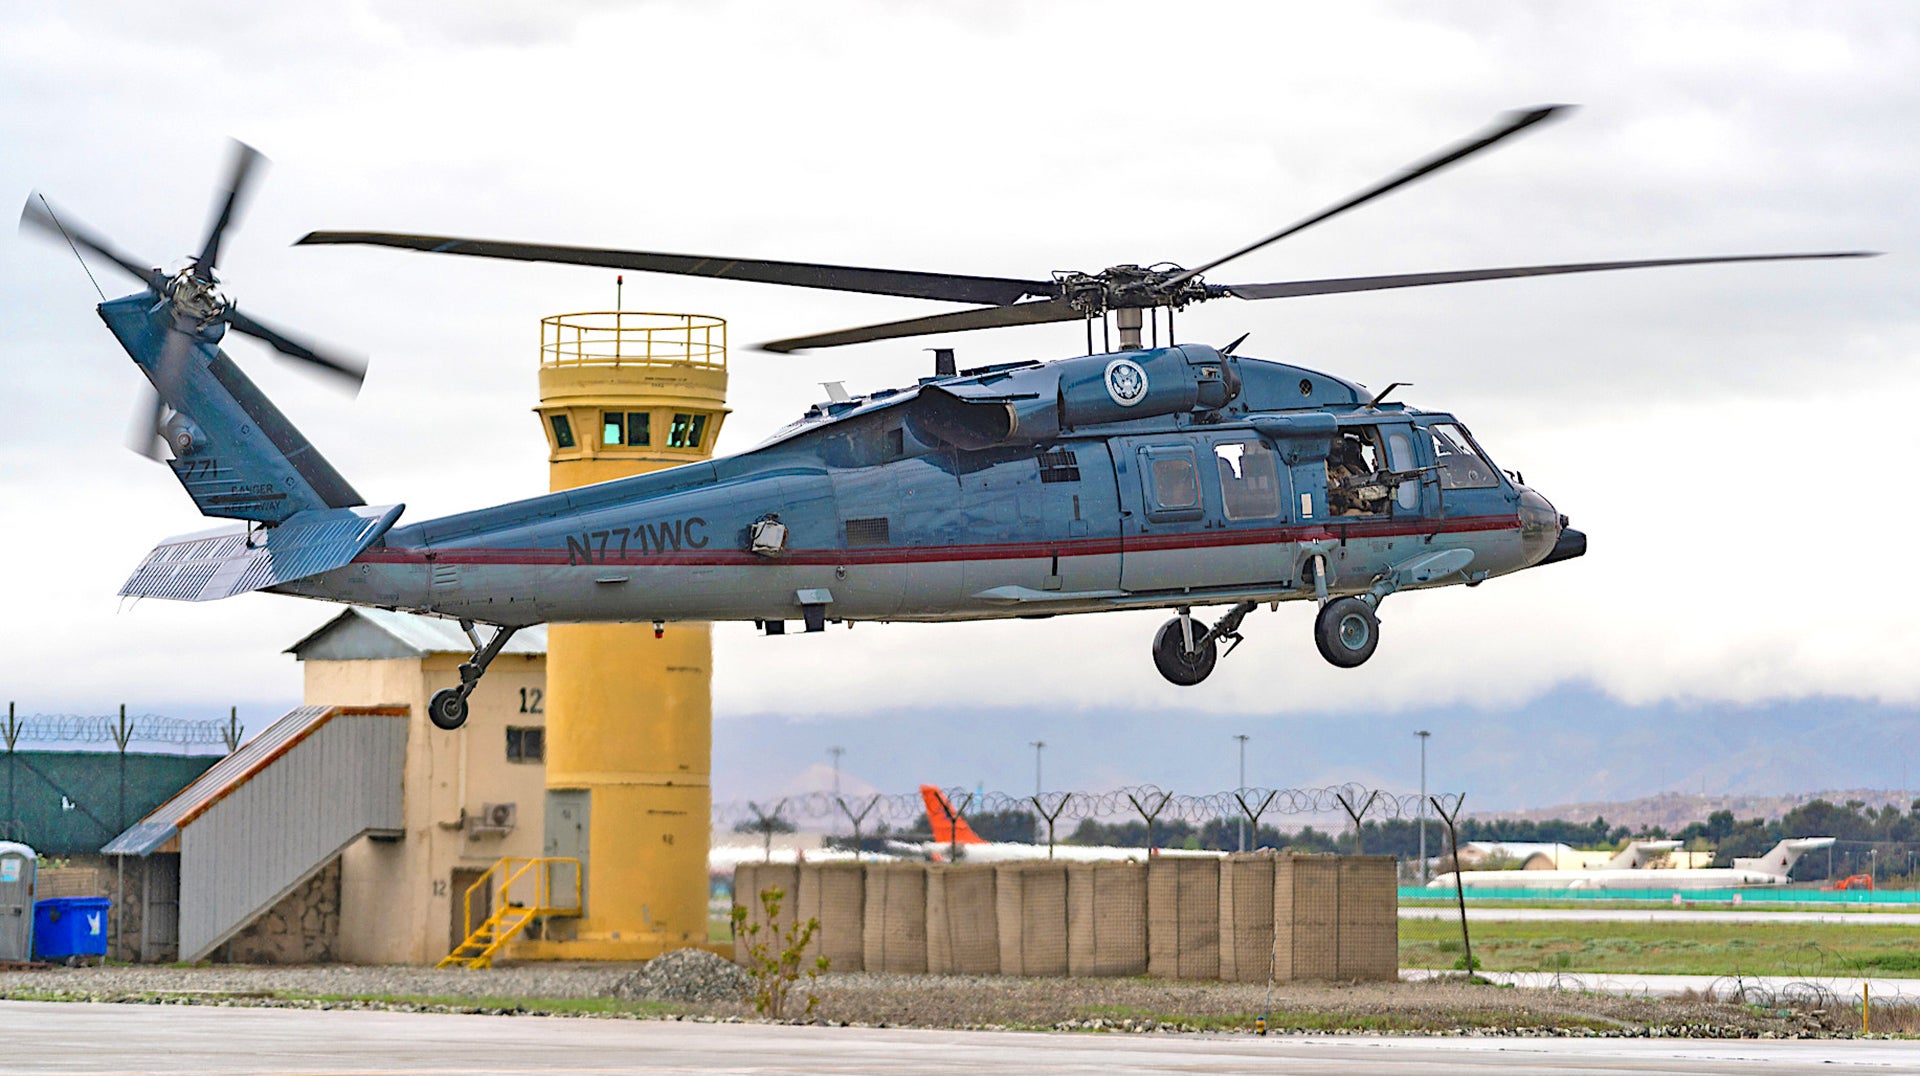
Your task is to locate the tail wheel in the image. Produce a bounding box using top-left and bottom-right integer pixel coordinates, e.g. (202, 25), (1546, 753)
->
(1152, 617), (1218, 686)
(1314, 597), (1380, 668)
(428, 688), (470, 731)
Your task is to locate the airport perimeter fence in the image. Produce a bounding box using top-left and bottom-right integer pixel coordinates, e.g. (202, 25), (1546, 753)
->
(2, 705), (239, 852)
(733, 852), (1401, 983)
(715, 782), (1462, 862)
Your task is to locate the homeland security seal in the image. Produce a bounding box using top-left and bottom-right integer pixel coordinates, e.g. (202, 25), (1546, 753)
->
(1104, 357), (1149, 407)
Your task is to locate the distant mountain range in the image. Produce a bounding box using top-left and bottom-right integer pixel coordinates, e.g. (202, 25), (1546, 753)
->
(1481, 788), (1919, 831)
(714, 685), (1920, 821)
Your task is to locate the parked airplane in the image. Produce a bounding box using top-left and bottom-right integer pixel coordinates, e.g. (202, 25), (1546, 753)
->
(897, 786), (1223, 863)
(1429, 837), (1836, 891)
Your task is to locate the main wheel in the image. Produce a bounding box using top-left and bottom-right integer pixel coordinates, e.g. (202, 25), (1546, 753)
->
(428, 688), (470, 731)
(1314, 597), (1380, 668)
(1152, 618), (1218, 686)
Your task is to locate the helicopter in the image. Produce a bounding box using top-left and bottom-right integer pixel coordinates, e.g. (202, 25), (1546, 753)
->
(22, 105), (1873, 726)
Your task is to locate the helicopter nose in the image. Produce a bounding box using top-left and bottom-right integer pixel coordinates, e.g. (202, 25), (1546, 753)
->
(1539, 521), (1587, 566)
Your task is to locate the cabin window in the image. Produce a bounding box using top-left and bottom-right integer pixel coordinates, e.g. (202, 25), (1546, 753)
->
(1215, 440), (1282, 520)
(549, 414), (576, 450)
(1327, 429), (1390, 516)
(1429, 423), (1498, 490)
(1141, 446), (1202, 520)
(506, 726), (544, 763)
(668, 412), (708, 448)
(1385, 429), (1419, 510)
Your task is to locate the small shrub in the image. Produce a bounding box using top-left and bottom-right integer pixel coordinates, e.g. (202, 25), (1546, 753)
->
(729, 886), (828, 1020)
(1452, 952), (1482, 972)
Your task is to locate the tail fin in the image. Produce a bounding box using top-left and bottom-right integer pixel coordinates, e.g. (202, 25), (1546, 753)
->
(1734, 837), (1835, 877)
(100, 295), (362, 523)
(919, 785), (985, 845)
(1603, 839), (1681, 870)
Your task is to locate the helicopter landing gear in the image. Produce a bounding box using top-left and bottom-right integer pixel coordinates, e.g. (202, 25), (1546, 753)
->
(427, 619), (520, 731)
(1152, 602), (1257, 686)
(1314, 596), (1379, 668)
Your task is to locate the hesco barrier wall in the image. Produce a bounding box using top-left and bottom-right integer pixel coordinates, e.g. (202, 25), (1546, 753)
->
(731, 863), (799, 965)
(1400, 885), (1920, 905)
(996, 862), (1068, 976)
(1148, 857), (1219, 980)
(1067, 861), (1148, 977)
(795, 861), (864, 973)
(735, 855), (1397, 982)
(927, 864), (999, 975)
(862, 863), (928, 973)
(1219, 852), (1277, 982)
(1276, 853), (1397, 982)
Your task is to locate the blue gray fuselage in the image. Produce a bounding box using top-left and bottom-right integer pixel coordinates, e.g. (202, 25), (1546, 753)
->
(275, 345), (1566, 628)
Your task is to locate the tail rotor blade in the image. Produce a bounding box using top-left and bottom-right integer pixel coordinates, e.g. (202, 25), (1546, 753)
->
(125, 383), (167, 460)
(225, 308), (367, 391)
(20, 194), (166, 290)
(197, 141), (266, 273)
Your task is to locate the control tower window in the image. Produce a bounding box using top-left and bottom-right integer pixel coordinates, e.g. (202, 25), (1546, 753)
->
(604, 411), (650, 448)
(549, 414), (576, 450)
(668, 412), (708, 449)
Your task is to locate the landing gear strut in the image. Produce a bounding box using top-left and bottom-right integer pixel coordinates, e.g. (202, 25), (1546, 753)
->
(428, 619), (519, 731)
(1151, 602), (1256, 687)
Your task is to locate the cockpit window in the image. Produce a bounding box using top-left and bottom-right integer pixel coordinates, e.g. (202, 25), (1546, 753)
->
(1429, 423), (1499, 490)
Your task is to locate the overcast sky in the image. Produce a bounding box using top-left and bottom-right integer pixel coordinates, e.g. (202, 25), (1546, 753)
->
(3, 3), (1915, 791)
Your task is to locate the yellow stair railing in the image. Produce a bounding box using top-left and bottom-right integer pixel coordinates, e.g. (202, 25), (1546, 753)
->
(438, 856), (582, 969)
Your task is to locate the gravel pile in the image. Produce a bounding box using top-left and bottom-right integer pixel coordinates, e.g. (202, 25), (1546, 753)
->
(610, 949), (749, 1003)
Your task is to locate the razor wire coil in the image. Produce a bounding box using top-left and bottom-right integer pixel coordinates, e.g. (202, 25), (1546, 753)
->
(717, 783), (1462, 829)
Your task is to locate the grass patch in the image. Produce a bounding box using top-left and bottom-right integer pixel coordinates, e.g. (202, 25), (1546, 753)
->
(1402, 917), (1920, 977)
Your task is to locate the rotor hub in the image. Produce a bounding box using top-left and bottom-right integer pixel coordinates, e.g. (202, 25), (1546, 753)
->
(167, 269), (231, 326)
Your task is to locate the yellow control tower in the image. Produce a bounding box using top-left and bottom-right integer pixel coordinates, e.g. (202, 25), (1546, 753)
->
(522, 309), (727, 959)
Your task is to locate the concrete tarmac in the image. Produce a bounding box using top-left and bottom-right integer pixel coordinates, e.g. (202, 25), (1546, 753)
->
(0, 1000), (1908, 1076)
(1402, 906), (1920, 925)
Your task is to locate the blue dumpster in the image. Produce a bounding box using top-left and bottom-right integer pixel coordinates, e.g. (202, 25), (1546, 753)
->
(34, 897), (111, 962)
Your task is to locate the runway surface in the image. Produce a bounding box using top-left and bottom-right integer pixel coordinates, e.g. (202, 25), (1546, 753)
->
(1402, 906), (1920, 925)
(1400, 968), (1920, 999)
(1, 1000), (1907, 1075)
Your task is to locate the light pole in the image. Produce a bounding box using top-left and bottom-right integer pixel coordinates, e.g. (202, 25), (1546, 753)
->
(1416, 730), (1431, 882)
(1234, 734), (1250, 852)
(828, 746), (844, 835)
(1030, 741), (1046, 843)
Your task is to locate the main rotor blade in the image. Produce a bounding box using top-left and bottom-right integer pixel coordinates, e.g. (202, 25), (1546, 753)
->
(198, 141), (266, 273)
(225, 309), (368, 390)
(760, 298), (1082, 353)
(296, 231), (1051, 307)
(1172, 105), (1572, 286)
(20, 194), (165, 290)
(1222, 251), (1880, 300)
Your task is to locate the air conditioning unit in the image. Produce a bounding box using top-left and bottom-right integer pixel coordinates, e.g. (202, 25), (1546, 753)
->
(468, 802), (517, 835)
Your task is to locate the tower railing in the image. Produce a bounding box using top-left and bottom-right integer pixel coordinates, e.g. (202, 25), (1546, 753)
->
(540, 312), (726, 371)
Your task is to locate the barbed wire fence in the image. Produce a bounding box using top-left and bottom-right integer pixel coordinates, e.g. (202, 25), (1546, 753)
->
(717, 783), (1464, 859)
(3, 705), (243, 752)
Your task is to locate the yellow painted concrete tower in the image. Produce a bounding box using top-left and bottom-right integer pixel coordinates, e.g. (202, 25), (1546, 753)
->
(522, 310), (727, 959)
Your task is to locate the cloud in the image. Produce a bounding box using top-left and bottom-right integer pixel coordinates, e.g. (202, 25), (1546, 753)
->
(3, 2), (1915, 726)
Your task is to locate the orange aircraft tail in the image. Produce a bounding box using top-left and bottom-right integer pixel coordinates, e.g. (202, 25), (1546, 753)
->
(919, 785), (986, 844)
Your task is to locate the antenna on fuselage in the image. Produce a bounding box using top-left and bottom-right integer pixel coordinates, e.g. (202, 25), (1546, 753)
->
(1365, 381), (1412, 408)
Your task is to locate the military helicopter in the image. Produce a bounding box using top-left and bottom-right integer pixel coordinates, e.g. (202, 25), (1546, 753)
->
(22, 106), (1871, 725)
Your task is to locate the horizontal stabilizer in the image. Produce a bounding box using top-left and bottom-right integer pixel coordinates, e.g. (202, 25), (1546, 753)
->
(120, 504), (403, 602)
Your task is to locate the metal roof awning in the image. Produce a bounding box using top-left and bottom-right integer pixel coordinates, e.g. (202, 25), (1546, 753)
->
(103, 705), (404, 856)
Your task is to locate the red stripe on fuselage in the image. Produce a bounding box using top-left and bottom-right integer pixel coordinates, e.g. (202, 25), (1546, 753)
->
(354, 514), (1519, 569)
